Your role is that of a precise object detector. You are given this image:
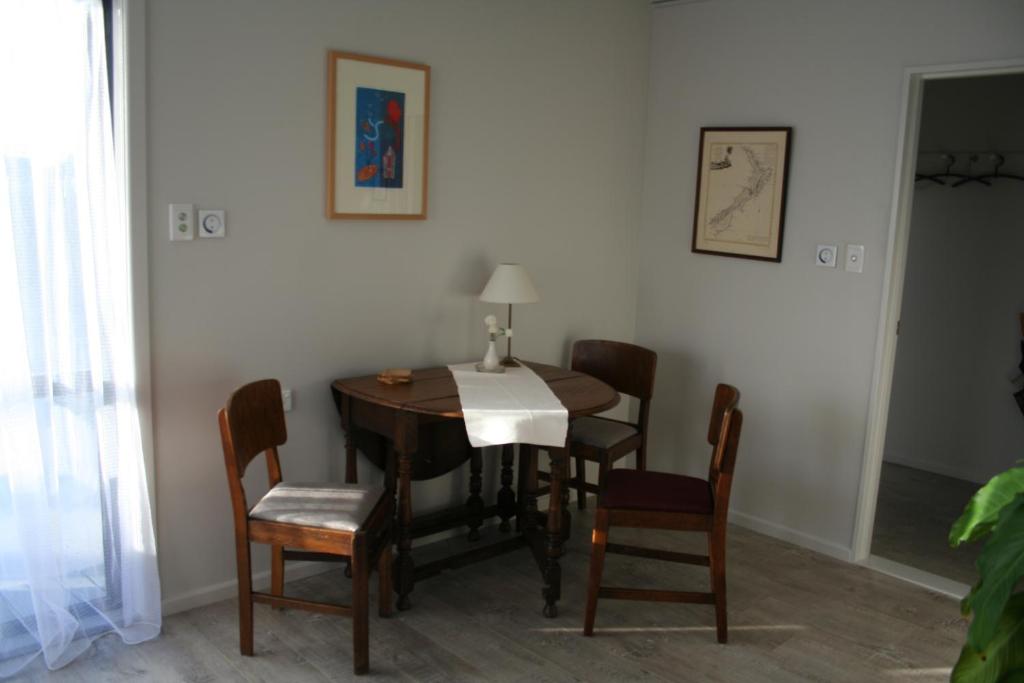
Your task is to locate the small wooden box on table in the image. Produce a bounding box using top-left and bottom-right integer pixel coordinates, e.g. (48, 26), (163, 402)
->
(331, 362), (618, 617)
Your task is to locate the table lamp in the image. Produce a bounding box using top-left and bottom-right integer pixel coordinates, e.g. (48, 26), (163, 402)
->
(479, 263), (539, 366)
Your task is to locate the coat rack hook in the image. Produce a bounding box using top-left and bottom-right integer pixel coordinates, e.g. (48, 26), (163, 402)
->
(991, 153), (1005, 175)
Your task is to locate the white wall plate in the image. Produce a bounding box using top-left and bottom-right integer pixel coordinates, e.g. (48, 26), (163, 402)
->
(845, 244), (864, 273)
(816, 244), (837, 268)
(198, 210), (226, 238)
(169, 203), (194, 241)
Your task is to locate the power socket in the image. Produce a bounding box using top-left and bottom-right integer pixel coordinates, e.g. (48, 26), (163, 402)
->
(169, 204), (194, 241)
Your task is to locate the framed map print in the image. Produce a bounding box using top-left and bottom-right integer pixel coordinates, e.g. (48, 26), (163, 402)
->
(691, 127), (792, 261)
(326, 51), (430, 219)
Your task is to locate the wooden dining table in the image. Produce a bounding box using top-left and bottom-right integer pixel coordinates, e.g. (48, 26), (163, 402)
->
(331, 361), (619, 617)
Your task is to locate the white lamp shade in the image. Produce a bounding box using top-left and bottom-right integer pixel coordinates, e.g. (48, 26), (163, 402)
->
(479, 263), (540, 304)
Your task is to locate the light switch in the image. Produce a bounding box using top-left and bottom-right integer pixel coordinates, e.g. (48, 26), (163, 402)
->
(845, 244), (865, 273)
(281, 388), (293, 412)
(198, 209), (225, 238)
(816, 245), (838, 268)
(169, 203), (194, 241)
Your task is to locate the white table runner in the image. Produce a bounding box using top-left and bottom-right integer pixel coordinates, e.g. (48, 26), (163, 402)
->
(448, 363), (569, 448)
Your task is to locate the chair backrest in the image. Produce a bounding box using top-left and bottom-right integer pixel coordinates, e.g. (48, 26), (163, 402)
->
(218, 379), (287, 516)
(706, 383), (742, 522)
(571, 339), (657, 430)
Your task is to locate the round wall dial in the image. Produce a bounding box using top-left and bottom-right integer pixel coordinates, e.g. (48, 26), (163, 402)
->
(202, 214), (221, 234)
(197, 210), (225, 238)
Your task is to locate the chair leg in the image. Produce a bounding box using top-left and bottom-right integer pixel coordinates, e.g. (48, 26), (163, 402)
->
(235, 539), (254, 656)
(636, 443), (647, 472)
(378, 541), (393, 618)
(596, 460), (609, 503)
(709, 530), (728, 644)
(270, 545), (284, 600)
(351, 540), (370, 675)
(583, 508), (610, 636)
(575, 456), (586, 510)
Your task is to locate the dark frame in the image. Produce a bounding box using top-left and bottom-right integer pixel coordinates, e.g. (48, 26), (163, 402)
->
(691, 127), (792, 263)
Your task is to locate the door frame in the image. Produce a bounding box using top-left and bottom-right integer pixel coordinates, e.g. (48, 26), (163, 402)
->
(851, 58), (1024, 564)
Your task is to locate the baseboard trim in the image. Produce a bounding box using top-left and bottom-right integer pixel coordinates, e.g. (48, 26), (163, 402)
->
(161, 561), (331, 616)
(864, 555), (970, 599)
(728, 509), (853, 562)
(882, 455), (987, 485)
(160, 514), (514, 617)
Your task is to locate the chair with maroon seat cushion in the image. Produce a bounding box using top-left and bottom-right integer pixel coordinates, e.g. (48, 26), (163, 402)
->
(601, 469), (714, 515)
(534, 340), (657, 510)
(582, 384), (742, 643)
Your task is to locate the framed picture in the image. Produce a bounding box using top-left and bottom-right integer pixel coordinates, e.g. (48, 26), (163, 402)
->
(326, 51), (430, 219)
(691, 127), (792, 262)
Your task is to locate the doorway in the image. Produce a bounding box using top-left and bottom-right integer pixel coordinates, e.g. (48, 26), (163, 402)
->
(853, 62), (1024, 594)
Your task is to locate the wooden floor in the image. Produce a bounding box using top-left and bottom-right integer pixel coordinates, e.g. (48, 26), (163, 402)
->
(872, 462), (981, 585)
(17, 507), (965, 682)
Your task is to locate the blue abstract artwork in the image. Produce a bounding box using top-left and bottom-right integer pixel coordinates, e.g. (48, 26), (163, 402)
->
(354, 87), (405, 188)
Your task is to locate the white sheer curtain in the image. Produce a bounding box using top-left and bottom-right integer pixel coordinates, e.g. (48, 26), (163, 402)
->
(0, 0), (161, 676)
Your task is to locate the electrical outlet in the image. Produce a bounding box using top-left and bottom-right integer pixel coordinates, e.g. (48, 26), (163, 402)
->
(169, 204), (194, 241)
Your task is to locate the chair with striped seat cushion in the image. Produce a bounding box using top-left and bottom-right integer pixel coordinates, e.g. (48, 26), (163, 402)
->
(249, 482), (385, 532)
(219, 379), (393, 675)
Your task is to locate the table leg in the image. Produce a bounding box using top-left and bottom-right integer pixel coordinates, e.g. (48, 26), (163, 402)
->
(497, 444), (516, 532)
(466, 448), (484, 542)
(344, 434), (358, 484)
(342, 427), (359, 578)
(561, 467), (572, 542)
(395, 451), (415, 610)
(517, 445), (538, 533)
(339, 393), (358, 485)
(543, 443), (567, 618)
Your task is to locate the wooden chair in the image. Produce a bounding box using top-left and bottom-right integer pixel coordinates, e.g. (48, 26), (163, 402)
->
(583, 384), (742, 643)
(536, 340), (657, 509)
(218, 379), (393, 675)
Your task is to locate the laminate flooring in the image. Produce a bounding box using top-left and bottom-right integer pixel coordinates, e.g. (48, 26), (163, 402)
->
(15, 506), (965, 682)
(871, 462), (982, 585)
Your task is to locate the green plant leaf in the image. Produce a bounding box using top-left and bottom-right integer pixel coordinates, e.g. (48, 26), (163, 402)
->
(950, 467), (1024, 548)
(963, 583), (979, 616)
(964, 502), (1024, 650)
(952, 593), (1024, 683)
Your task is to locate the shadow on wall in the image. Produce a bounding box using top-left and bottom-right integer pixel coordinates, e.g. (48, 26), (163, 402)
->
(640, 347), (708, 476)
(449, 252), (502, 362)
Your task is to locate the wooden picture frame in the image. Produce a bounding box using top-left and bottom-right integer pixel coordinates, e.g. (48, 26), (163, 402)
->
(691, 127), (792, 262)
(326, 51), (430, 220)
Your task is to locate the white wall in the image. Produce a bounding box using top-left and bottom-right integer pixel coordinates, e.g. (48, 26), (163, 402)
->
(884, 75), (1024, 484)
(884, 184), (1024, 483)
(147, 0), (650, 612)
(635, 0), (1024, 558)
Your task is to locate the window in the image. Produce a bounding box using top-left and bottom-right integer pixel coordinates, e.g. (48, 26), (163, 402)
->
(0, 0), (160, 675)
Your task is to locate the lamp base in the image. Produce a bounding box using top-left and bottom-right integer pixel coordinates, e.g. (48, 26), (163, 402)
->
(500, 356), (520, 367)
(475, 362), (506, 374)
